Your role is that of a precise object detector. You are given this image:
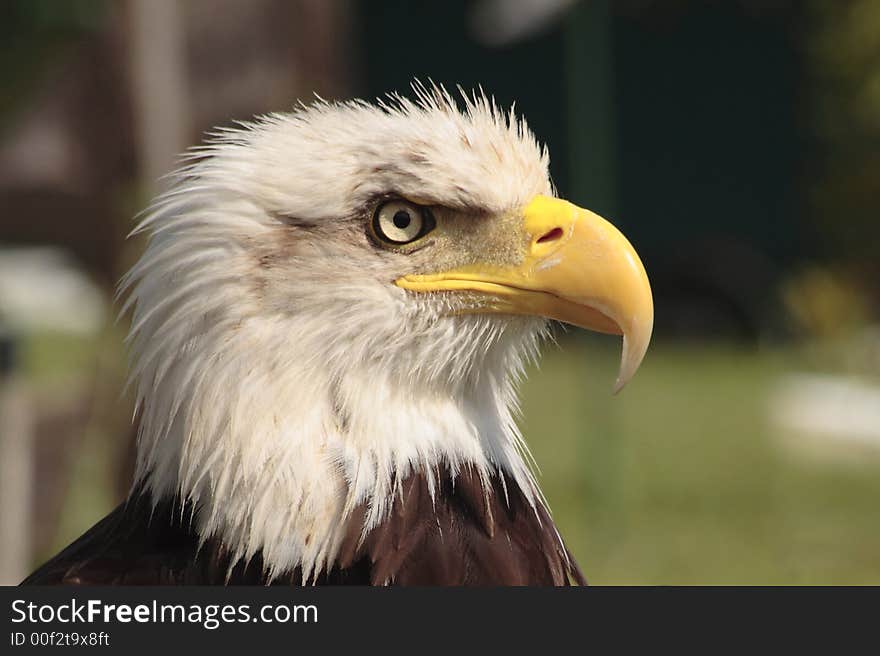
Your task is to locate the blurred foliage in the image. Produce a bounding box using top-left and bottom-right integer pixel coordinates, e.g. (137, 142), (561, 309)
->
(806, 0), (880, 268)
(810, 0), (880, 137)
(0, 0), (109, 121)
(781, 266), (872, 339)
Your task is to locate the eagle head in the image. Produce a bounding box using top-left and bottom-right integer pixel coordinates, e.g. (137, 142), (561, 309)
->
(121, 85), (653, 580)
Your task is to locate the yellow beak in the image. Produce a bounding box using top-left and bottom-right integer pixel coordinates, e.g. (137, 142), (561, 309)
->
(395, 195), (654, 392)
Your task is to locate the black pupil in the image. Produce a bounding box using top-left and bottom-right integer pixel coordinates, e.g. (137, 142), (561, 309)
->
(392, 210), (412, 230)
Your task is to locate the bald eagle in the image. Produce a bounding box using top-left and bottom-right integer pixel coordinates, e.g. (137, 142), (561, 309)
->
(23, 86), (652, 586)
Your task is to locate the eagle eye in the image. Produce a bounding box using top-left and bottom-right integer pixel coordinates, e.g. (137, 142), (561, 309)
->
(371, 200), (435, 246)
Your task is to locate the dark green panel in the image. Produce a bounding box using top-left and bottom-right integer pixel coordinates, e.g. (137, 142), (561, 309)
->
(357, 0), (570, 195)
(613, 5), (804, 262)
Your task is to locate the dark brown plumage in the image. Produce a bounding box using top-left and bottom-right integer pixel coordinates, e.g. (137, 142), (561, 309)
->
(22, 467), (585, 586)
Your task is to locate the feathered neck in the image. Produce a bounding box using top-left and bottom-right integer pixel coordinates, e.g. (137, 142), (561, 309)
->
(131, 323), (543, 580)
(122, 188), (547, 579)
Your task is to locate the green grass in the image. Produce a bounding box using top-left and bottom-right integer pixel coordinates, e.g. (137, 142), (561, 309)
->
(23, 330), (880, 584)
(20, 329), (129, 563)
(522, 335), (880, 584)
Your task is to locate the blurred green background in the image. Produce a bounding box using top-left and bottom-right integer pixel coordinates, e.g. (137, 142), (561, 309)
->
(2, 0), (880, 584)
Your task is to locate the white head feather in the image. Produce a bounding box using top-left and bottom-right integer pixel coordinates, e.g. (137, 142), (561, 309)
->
(120, 86), (556, 581)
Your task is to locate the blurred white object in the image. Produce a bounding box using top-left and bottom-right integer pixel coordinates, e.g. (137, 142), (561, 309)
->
(469, 0), (578, 46)
(770, 373), (880, 460)
(0, 247), (107, 335)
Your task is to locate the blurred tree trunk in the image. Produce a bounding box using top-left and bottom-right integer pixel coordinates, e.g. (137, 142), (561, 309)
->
(292, 0), (353, 99)
(0, 337), (33, 584)
(128, 0), (192, 190)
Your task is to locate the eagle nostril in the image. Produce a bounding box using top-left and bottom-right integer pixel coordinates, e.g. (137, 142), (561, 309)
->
(536, 227), (564, 245)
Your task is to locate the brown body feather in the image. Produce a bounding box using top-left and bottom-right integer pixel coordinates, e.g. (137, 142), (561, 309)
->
(22, 467), (585, 586)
